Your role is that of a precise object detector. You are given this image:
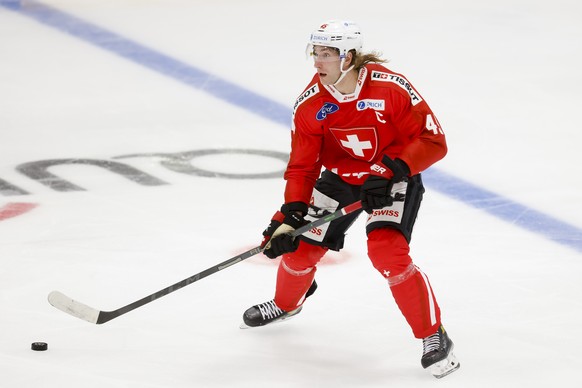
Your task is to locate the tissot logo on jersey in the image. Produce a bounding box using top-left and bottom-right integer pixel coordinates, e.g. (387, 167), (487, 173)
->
(329, 127), (378, 161)
(357, 99), (385, 111)
(371, 71), (423, 106)
(316, 102), (339, 120)
(293, 83), (319, 113)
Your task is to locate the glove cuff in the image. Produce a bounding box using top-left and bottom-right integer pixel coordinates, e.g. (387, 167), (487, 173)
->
(271, 210), (285, 224)
(370, 155), (410, 180)
(281, 201), (309, 216)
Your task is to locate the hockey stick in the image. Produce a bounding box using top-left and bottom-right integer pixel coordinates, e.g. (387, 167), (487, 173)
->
(48, 200), (363, 324)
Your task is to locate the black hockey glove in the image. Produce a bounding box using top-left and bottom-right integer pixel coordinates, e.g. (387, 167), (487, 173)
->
(261, 202), (309, 259)
(360, 156), (410, 214)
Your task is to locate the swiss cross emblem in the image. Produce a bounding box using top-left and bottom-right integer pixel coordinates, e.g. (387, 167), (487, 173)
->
(329, 127), (378, 162)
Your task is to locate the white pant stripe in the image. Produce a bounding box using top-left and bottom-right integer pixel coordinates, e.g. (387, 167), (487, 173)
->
(419, 269), (437, 326)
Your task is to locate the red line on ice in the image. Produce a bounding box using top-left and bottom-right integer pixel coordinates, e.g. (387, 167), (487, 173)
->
(0, 202), (38, 221)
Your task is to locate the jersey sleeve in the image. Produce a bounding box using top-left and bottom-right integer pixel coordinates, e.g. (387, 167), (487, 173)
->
(386, 86), (447, 176)
(283, 108), (323, 205)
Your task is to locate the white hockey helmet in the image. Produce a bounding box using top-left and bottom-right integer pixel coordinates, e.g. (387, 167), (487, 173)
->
(308, 20), (363, 59)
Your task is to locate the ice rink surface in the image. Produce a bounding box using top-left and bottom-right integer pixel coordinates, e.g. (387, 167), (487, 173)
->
(1, 0), (581, 386)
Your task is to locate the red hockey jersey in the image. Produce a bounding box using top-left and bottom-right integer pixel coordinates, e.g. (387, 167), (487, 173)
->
(284, 63), (447, 205)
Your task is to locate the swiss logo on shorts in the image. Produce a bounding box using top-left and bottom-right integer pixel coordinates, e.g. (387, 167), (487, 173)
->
(329, 127), (378, 162)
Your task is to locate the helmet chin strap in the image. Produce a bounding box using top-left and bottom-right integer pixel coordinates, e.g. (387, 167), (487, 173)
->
(333, 57), (355, 86)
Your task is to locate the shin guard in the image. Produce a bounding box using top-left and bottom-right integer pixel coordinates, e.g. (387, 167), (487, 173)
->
(389, 266), (441, 338)
(368, 228), (441, 338)
(274, 242), (327, 312)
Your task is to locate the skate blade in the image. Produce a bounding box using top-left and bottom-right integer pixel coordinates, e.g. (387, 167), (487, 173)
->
(427, 351), (460, 379)
(239, 307), (302, 329)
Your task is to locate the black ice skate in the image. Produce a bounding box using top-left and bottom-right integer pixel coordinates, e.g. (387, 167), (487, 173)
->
(240, 281), (317, 329)
(421, 325), (460, 378)
(240, 300), (302, 328)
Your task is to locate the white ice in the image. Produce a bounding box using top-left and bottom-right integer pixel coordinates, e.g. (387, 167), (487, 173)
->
(1, 0), (581, 387)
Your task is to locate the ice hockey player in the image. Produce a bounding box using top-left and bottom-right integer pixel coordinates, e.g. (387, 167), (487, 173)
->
(242, 20), (460, 379)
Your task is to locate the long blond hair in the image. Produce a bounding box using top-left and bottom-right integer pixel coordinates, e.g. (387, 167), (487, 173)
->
(352, 50), (387, 70)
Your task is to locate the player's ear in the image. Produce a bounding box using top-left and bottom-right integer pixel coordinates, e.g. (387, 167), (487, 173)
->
(345, 51), (354, 68)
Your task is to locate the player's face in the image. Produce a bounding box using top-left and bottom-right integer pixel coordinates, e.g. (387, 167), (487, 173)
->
(312, 46), (341, 85)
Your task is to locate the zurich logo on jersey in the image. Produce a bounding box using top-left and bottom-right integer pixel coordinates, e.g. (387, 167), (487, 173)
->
(356, 99), (385, 111)
(316, 102), (339, 120)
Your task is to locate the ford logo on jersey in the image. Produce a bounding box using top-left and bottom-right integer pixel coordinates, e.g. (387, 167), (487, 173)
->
(356, 99), (385, 111)
(316, 102), (339, 120)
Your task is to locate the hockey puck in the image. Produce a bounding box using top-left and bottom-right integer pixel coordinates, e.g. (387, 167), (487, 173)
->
(31, 342), (48, 351)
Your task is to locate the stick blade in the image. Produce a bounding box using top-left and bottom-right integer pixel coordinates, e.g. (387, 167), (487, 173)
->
(48, 291), (100, 324)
